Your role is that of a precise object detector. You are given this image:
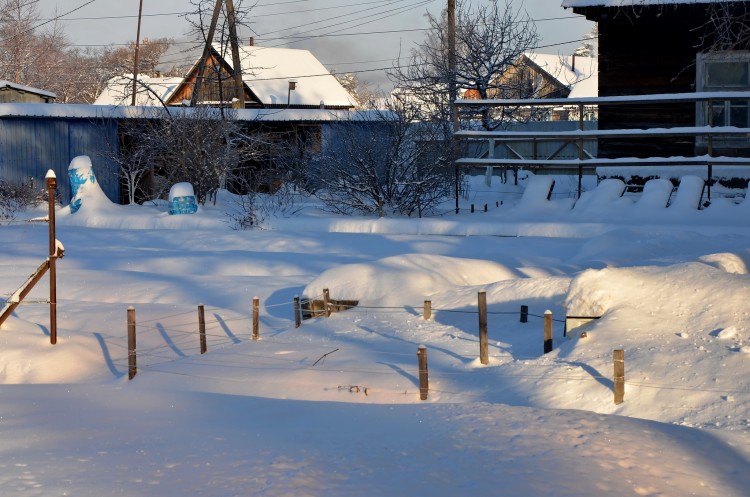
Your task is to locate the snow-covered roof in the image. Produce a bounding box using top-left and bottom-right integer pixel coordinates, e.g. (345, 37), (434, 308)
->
(93, 75), (184, 106)
(0, 102), (363, 122)
(0, 80), (56, 99)
(562, 0), (728, 7)
(525, 53), (598, 98)
(218, 44), (356, 108)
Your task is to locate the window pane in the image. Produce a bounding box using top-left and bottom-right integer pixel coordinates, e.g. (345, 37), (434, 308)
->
(730, 103), (749, 127)
(706, 61), (749, 87)
(710, 102), (726, 126)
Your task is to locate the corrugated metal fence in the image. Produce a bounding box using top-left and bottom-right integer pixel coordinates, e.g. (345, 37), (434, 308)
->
(0, 117), (120, 203)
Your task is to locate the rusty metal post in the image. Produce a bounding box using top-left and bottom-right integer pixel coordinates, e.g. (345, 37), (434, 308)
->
(46, 170), (57, 345)
(520, 305), (528, 323)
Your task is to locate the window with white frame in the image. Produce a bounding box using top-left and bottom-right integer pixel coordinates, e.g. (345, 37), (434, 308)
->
(696, 51), (750, 128)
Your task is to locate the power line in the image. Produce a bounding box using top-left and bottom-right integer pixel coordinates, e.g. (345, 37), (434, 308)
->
(256, 0), (413, 37)
(13, 36), (591, 85)
(268, 0), (436, 47)
(38, 0), (415, 23)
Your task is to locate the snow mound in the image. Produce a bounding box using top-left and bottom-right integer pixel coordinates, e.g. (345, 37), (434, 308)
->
(716, 326), (738, 340)
(669, 175), (705, 211)
(572, 178), (629, 214)
(566, 262), (750, 322)
(67, 155), (113, 213)
(303, 254), (522, 306)
(698, 252), (749, 274)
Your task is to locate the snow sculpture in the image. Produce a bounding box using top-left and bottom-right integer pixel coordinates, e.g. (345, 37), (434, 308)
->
(68, 155), (98, 214)
(168, 182), (198, 215)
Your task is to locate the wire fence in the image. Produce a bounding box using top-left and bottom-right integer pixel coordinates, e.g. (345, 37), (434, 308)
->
(101, 292), (750, 405)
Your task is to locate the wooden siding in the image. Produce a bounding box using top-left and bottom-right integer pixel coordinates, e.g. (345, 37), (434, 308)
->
(0, 118), (120, 202)
(571, 3), (715, 158)
(0, 88), (54, 104)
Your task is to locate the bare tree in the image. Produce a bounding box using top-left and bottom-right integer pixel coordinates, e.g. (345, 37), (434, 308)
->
(390, 0), (539, 130)
(701, 2), (750, 52)
(332, 72), (384, 109)
(0, 0), (69, 87)
(185, 0), (254, 106)
(312, 95), (454, 217)
(98, 38), (174, 77)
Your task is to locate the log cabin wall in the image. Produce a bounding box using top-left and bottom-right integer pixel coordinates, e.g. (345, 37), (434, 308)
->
(572, 4), (714, 158)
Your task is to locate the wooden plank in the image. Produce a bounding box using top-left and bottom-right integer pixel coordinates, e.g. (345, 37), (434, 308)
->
(0, 259), (50, 328)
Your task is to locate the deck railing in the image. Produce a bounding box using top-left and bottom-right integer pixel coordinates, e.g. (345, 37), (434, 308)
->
(454, 91), (750, 199)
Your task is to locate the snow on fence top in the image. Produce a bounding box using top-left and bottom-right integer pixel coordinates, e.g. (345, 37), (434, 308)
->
(562, 0), (735, 7)
(0, 103), (363, 122)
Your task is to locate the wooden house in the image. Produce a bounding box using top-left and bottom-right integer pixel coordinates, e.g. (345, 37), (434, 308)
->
(493, 53), (597, 101)
(463, 52), (598, 120)
(0, 81), (56, 104)
(95, 42), (356, 110)
(562, 0), (750, 158)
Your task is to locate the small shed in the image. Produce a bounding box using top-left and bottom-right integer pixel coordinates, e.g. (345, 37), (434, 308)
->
(0, 81), (56, 104)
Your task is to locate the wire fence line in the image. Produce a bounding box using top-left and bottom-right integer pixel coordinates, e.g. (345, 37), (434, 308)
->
(103, 300), (750, 400)
(6, 289), (740, 400)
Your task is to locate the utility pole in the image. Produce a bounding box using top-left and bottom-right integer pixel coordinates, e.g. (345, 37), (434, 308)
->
(448, 0), (460, 213)
(225, 0), (245, 108)
(131, 0), (144, 106)
(191, 0), (224, 106)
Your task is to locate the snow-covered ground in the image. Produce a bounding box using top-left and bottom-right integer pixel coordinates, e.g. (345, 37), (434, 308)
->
(1, 170), (749, 496)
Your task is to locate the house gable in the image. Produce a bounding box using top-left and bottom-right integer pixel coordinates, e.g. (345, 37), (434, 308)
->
(95, 43), (355, 110)
(165, 48), (260, 108)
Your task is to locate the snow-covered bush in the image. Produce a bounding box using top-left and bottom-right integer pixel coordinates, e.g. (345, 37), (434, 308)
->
(310, 98), (455, 217)
(0, 177), (45, 221)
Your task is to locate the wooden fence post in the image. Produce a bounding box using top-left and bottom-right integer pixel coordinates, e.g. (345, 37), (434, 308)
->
(614, 349), (625, 405)
(127, 306), (137, 380)
(417, 345), (428, 400)
(198, 304), (207, 354)
(294, 296), (301, 328)
(424, 300), (431, 320)
(46, 171), (57, 345)
(520, 305), (528, 323)
(544, 310), (553, 354)
(478, 291), (489, 365)
(323, 288), (331, 318)
(252, 296), (260, 340)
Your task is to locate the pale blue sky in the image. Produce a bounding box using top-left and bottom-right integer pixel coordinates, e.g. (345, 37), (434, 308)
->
(36, 0), (593, 89)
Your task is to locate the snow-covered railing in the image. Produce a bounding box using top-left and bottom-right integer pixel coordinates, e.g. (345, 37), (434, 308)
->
(455, 91), (750, 199)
